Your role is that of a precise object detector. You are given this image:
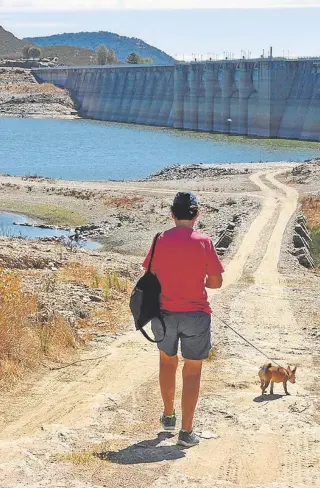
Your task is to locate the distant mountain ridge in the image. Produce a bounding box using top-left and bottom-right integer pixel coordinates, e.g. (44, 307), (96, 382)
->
(24, 31), (175, 65)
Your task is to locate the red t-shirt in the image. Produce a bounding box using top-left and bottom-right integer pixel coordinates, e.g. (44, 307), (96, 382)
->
(142, 227), (224, 314)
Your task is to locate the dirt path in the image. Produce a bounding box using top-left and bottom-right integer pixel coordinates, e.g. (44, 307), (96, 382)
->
(0, 168), (319, 488)
(163, 170), (319, 488)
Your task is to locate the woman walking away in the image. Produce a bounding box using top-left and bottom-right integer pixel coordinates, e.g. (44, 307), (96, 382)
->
(143, 192), (224, 447)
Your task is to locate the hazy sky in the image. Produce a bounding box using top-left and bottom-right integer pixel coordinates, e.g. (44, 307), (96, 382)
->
(1, 2), (319, 59)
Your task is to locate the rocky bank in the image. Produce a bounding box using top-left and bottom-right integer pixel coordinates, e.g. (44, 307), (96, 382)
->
(0, 67), (77, 118)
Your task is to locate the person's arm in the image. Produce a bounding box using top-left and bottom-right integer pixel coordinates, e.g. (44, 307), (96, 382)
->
(205, 239), (224, 288)
(205, 274), (223, 289)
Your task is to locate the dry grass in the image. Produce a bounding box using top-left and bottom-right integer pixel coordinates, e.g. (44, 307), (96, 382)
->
(58, 263), (130, 332)
(103, 195), (144, 209)
(205, 348), (217, 362)
(58, 263), (128, 298)
(302, 196), (320, 230)
(302, 196), (320, 270)
(58, 263), (98, 288)
(54, 450), (97, 466)
(87, 307), (124, 333)
(241, 273), (255, 285)
(53, 438), (128, 465)
(37, 314), (77, 358)
(0, 268), (77, 388)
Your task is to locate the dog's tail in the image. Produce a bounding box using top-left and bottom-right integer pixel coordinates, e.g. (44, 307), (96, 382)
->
(260, 362), (272, 376)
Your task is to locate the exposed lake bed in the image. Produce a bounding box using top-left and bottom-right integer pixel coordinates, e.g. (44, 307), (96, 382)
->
(0, 161), (299, 256)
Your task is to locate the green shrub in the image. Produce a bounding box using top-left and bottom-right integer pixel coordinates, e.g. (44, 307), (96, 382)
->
(96, 44), (107, 65)
(28, 47), (41, 59)
(310, 227), (320, 267)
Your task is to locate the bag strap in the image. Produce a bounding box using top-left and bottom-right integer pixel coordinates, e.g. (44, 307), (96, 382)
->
(147, 232), (161, 273)
(139, 314), (166, 343)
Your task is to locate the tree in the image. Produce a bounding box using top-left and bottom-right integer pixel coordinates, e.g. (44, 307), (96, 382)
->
(96, 44), (108, 65)
(22, 45), (33, 59)
(126, 52), (141, 64)
(106, 48), (118, 65)
(28, 47), (41, 59)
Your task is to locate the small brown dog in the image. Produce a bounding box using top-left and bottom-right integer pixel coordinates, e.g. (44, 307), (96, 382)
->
(258, 363), (297, 395)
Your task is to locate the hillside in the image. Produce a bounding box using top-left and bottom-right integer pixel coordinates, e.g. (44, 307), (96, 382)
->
(0, 26), (98, 66)
(24, 31), (175, 65)
(0, 26), (33, 58)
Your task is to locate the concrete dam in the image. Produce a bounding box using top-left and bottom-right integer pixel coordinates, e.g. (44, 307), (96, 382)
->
(34, 60), (320, 141)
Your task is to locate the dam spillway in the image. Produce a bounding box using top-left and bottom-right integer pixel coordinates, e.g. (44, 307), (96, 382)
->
(33, 60), (320, 141)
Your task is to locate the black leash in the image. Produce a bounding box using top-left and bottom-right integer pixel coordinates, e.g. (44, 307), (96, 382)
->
(49, 353), (111, 371)
(213, 312), (283, 368)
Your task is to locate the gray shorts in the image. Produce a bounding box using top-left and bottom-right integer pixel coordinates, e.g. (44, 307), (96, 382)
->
(151, 311), (211, 360)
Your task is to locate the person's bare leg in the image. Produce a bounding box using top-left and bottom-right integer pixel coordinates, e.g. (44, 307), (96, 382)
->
(159, 351), (178, 415)
(181, 359), (203, 431)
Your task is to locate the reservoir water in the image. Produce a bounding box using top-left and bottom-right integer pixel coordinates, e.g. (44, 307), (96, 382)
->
(0, 212), (100, 250)
(1, 117), (320, 181)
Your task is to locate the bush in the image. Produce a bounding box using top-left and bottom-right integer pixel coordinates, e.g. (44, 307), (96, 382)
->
(126, 52), (153, 64)
(96, 45), (119, 65)
(58, 263), (128, 295)
(310, 228), (320, 268)
(302, 196), (320, 270)
(22, 44), (33, 58)
(96, 44), (108, 65)
(0, 269), (76, 387)
(141, 57), (153, 64)
(28, 47), (41, 59)
(106, 48), (118, 64)
(302, 196), (320, 229)
(126, 52), (141, 64)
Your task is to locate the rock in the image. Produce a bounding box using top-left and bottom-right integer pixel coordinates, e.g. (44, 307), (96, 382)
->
(216, 247), (227, 256)
(89, 294), (104, 303)
(297, 215), (307, 225)
(295, 224), (311, 242)
(145, 164), (253, 181)
(292, 165), (312, 177)
(293, 233), (310, 250)
(13, 221), (33, 227)
(199, 430), (219, 439)
(291, 248), (305, 257)
(78, 310), (89, 319)
(297, 251), (315, 269)
(215, 230), (233, 249)
(227, 222), (236, 231)
(292, 214), (315, 269)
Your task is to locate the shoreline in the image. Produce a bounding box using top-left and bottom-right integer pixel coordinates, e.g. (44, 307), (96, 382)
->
(0, 113), (79, 120)
(0, 160), (299, 186)
(0, 162), (298, 257)
(0, 157), (318, 261)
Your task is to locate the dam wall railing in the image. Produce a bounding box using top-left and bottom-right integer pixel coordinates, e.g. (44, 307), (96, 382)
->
(33, 60), (320, 141)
